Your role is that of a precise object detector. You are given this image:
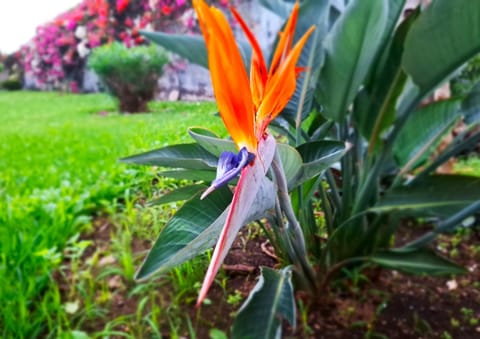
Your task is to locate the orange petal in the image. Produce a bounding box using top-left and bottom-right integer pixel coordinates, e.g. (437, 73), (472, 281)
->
(231, 6), (267, 112)
(193, 0), (256, 151)
(257, 25), (315, 135)
(268, 2), (300, 78)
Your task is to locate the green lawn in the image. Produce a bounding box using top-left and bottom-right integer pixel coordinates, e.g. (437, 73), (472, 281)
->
(0, 91), (225, 337)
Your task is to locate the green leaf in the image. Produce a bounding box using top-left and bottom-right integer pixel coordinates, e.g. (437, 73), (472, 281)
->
(258, 0), (293, 20)
(370, 249), (466, 276)
(209, 329), (228, 339)
(141, 31), (208, 68)
(188, 127), (236, 157)
(462, 81), (480, 126)
(383, 0), (407, 42)
(293, 140), (347, 186)
(136, 179), (275, 280)
(317, 0), (388, 122)
(322, 213), (394, 267)
(120, 143), (218, 170)
(232, 267), (296, 339)
(141, 31), (252, 73)
(393, 99), (462, 172)
(148, 184), (207, 206)
(157, 169), (216, 182)
(353, 4), (415, 141)
(403, 0), (480, 94)
(276, 143), (303, 188)
(136, 187), (232, 279)
(372, 175), (480, 218)
(281, 0), (330, 123)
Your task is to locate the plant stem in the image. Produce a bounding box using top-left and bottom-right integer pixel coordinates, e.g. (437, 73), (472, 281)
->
(368, 70), (405, 155)
(271, 149), (318, 292)
(272, 151), (307, 253)
(354, 95), (423, 214)
(319, 257), (367, 291)
(318, 181), (333, 235)
(325, 169), (342, 211)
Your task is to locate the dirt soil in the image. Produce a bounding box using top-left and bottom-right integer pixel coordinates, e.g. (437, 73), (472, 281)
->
(56, 218), (480, 338)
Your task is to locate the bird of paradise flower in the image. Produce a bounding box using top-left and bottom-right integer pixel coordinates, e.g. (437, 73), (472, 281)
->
(192, 0), (314, 306)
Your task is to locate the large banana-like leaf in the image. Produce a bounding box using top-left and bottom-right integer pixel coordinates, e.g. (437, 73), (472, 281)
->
(276, 143), (303, 188)
(372, 175), (480, 218)
(141, 31), (209, 68)
(197, 135), (277, 306)
(292, 140), (347, 187)
(157, 169), (216, 181)
(148, 184), (207, 206)
(232, 267), (296, 339)
(370, 249), (466, 276)
(120, 143), (218, 170)
(141, 31), (252, 71)
(317, 0), (388, 122)
(280, 0), (331, 123)
(188, 127), (236, 157)
(353, 3), (413, 141)
(462, 81), (480, 126)
(402, 0), (480, 95)
(135, 178), (275, 280)
(258, 0), (293, 20)
(393, 99), (462, 173)
(135, 186), (232, 280)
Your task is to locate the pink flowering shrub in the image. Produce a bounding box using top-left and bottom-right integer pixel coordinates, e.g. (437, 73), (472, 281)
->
(20, 0), (232, 91)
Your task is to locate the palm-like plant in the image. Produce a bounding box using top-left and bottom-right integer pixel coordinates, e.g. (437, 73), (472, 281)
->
(123, 0), (480, 336)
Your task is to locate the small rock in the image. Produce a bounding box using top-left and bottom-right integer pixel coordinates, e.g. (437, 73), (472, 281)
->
(99, 255), (116, 267)
(446, 280), (458, 290)
(168, 89), (180, 101)
(63, 300), (80, 314)
(108, 275), (123, 290)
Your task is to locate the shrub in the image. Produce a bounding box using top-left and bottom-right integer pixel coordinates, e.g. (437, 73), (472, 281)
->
(1, 77), (22, 91)
(88, 42), (168, 113)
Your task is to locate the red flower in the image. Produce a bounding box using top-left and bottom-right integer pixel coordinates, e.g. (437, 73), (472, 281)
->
(161, 5), (173, 16)
(116, 0), (130, 13)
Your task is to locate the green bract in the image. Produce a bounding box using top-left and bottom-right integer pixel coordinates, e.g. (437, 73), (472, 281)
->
(125, 1), (480, 337)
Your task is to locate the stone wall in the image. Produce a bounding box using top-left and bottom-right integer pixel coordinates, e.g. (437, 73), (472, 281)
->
(81, 0), (284, 101)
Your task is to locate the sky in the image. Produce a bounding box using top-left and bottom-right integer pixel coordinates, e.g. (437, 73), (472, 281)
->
(0, 0), (82, 54)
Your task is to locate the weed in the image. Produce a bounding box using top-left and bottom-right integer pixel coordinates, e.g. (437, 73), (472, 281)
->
(227, 290), (243, 307)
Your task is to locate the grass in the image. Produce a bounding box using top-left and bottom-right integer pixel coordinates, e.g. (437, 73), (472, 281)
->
(0, 91), (225, 338)
(454, 156), (480, 176)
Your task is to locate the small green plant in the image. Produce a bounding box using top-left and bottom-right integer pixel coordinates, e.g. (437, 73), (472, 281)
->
(88, 42), (169, 113)
(1, 76), (22, 91)
(226, 290), (243, 307)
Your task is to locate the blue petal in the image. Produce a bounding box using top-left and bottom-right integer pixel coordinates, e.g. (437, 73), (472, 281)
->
(212, 147), (255, 188)
(200, 147), (255, 200)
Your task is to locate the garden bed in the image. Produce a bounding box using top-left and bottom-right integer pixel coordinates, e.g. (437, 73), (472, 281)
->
(57, 215), (480, 338)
